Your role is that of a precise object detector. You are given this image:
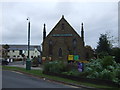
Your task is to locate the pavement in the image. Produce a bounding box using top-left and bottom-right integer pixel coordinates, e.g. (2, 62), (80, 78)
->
(7, 61), (43, 70)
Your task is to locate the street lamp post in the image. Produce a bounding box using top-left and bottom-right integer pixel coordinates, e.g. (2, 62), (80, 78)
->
(26, 17), (31, 70)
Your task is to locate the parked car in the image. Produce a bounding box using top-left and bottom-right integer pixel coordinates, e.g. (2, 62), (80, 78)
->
(2, 59), (9, 65)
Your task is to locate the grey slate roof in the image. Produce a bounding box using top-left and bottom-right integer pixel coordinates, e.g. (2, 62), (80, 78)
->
(7, 45), (41, 51)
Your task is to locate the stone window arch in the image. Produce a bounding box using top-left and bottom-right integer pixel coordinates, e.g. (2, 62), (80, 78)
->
(49, 40), (53, 55)
(73, 39), (77, 55)
(61, 23), (64, 30)
(58, 48), (62, 57)
(73, 39), (77, 48)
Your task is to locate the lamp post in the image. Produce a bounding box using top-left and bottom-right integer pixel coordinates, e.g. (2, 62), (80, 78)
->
(26, 17), (31, 70)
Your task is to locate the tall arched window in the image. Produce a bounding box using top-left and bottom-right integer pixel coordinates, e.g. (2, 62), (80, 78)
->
(49, 40), (53, 55)
(73, 39), (77, 55)
(58, 48), (62, 57)
(61, 23), (64, 30)
(73, 39), (77, 48)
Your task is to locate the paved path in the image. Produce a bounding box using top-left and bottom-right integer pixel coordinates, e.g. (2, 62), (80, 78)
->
(7, 61), (43, 70)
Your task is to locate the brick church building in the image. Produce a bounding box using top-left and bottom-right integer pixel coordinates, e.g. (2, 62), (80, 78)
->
(42, 15), (93, 61)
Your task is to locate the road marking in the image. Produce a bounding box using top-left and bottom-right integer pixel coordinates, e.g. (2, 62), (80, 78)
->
(46, 79), (79, 88)
(63, 84), (79, 88)
(11, 71), (23, 75)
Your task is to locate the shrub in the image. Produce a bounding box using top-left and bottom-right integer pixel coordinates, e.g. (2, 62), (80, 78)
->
(101, 56), (114, 68)
(84, 56), (120, 84)
(32, 57), (39, 67)
(43, 60), (67, 73)
(99, 69), (113, 80)
(98, 51), (109, 59)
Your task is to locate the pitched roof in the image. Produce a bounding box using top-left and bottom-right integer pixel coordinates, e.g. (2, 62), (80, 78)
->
(46, 15), (81, 38)
(7, 45), (41, 51)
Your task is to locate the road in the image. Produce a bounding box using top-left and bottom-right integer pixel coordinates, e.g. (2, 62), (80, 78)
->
(2, 70), (82, 88)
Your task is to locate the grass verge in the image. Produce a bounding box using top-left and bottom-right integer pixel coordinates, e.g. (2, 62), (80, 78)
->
(2, 66), (119, 89)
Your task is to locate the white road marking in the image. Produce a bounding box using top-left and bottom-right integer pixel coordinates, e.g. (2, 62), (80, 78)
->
(11, 71), (23, 75)
(65, 84), (79, 88)
(46, 79), (79, 88)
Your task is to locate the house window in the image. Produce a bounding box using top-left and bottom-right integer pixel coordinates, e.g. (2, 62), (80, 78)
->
(13, 50), (14, 52)
(19, 50), (22, 55)
(17, 56), (20, 57)
(31, 56), (33, 58)
(49, 40), (53, 55)
(58, 48), (62, 57)
(13, 55), (16, 57)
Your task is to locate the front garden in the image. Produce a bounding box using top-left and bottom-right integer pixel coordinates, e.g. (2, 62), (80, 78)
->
(43, 56), (120, 87)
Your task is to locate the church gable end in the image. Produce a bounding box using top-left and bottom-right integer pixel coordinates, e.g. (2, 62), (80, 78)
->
(42, 16), (86, 61)
(46, 16), (81, 39)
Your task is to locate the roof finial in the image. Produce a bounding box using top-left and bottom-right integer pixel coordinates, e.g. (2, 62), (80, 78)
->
(82, 22), (83, 26)
(62, 15), (64, 18)
(44, 23), (46, 27)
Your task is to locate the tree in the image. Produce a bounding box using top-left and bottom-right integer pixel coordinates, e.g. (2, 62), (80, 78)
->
(96, 34), (112, 55)
(85, 45), (94, 60)
(2, 44), (10, 59)
(111, 47), (120, 63)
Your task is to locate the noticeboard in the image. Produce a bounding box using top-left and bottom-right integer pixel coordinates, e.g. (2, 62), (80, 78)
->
(74, 55), (79, 61)
(68, 55), (73, 60)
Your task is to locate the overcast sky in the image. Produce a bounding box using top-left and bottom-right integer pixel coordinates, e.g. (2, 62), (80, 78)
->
(1, 1), (118, 48)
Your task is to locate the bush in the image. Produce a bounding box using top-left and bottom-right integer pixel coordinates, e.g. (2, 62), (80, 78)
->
(101, 56), (114, 68)
(98, 52), (109, 59)
(43, 60), (67, 73)
(84, 56), (120, 84)
(99, 69), (113, 80)
(32, 57), (39, 67)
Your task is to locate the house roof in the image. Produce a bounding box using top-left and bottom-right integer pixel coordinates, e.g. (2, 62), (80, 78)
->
(7, 45), (41, 51)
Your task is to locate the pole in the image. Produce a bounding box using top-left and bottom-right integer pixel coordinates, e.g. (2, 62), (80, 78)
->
(28, 21), (30, 59)
(26, 17), (31, 70)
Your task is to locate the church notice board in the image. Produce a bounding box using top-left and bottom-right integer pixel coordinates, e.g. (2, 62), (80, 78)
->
(68, 55), (79, 61)
(74, 55), (79, 61)
(68, 55), (74, 60)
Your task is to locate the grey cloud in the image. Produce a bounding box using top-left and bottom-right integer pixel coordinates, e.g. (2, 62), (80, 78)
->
(1, 2), (118, 48)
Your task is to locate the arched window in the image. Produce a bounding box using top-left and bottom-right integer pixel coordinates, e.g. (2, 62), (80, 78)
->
(58, 48), (62, 57)
(73, 39), (77, 48)
(73, 39), (77, 55)
(49, 40), (53, 55)
(61, 23), (64, 30)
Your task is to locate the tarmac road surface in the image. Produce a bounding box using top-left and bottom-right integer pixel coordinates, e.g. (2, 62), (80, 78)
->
(2, 70), (86, 89)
